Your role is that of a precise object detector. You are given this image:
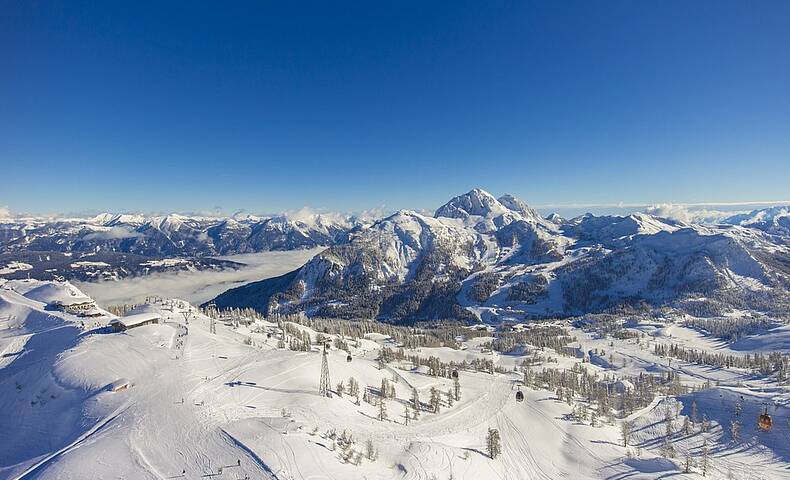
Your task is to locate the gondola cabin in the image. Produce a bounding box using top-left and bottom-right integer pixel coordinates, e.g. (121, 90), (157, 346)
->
(451, 369), (459, 379)
(515, 390), (524, 402)
(346, 354), (352, 362)
(758, 408), (772, 431)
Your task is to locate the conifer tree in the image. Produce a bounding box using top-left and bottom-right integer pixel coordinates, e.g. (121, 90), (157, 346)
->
(412, 388), (421, 419)
(378, 398), (388, 422)
(620, 420), (633, 447)
(381, 378), (389, 398)
(366, 439), (377, 461)
(348, 377), (359, 397)
(701, 438), (710, 476)
(486, 428), (502, 459)
(660, 437), (676, 459)
(730, 419), (741, 442)
(430, 387), (441, 414)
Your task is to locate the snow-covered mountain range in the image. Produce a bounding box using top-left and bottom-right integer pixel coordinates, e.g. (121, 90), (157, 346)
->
(211, 189), (790, 323)
(721, 206), (790, 237)
(0, 212), (358, 258)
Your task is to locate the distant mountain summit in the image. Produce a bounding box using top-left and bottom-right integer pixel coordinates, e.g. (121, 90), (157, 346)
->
(723, 206), (790, 237)
(435, 188), (511, 220)
(210, 189), (790, 323)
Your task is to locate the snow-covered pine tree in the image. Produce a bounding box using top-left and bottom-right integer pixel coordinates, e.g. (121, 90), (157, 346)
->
(348, 377), (359, 397)
(366, 439), (377, 461)
(702, 413), (710, 432)
(430, 387), (441, 413)
(620, 420), (633, 447)
(730, 419), (741, 442)
(664, 406), (676, 436)
(660, 436), (676, 459)
(486, 428), (502, 459)
(380, 378), (389, 398)
(378, 398), (388, 422)
(701, 438), (709, 476)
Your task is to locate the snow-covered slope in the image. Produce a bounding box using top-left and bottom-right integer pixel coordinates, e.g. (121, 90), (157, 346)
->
(0, 281), (114, 477)
(4, 280), (790, 479)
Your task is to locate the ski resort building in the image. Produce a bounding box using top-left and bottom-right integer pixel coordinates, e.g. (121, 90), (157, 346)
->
(109, 312), (161, 332)
(51, 298), (96, 315)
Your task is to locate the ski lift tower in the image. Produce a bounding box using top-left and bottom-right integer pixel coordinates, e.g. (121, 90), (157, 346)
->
(206, 302), (217, 334)
(319, 342), (331, 397)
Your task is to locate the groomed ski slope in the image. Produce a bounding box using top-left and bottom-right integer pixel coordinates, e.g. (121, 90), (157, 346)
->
(1, 279), (789, 479)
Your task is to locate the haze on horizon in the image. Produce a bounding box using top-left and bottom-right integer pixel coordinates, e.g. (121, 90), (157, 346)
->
(2, 1), (789, 215)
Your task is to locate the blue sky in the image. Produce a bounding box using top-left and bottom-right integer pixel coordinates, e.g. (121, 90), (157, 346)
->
(2, 1), (789, 216)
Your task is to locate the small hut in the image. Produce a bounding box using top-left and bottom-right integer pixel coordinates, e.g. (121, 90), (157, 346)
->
(110, 312), (161, 332)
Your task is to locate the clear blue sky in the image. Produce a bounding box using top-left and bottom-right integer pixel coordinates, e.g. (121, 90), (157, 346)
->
(2, 1), (789, 215)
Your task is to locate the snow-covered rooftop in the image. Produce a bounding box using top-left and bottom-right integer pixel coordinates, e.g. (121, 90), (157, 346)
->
(53, 297), (95, 306)
(111, 312), (161, 328)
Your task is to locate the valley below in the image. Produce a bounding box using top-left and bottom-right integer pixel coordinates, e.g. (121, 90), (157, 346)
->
(74, 249), (324, 306)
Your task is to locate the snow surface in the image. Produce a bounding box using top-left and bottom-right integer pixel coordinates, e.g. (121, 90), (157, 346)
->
(3, 279), (790, 479)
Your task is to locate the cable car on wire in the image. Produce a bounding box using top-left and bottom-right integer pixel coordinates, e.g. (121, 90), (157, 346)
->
(515, 385), (524, 403)
(346, 354), (352, 362)
(451, 369), (459, 379)
(758, 405), (772, 431)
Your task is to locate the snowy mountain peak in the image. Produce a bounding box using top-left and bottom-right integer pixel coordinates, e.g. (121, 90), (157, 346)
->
(545, 212), (566, 225)
(434, 188), (509, 220)
(497, 194), (554, 228)
(498, 194), (535, 216)
(100, 213), (147, 227)
(147, 214), (195, 233)
(90, 212), (116, 225)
